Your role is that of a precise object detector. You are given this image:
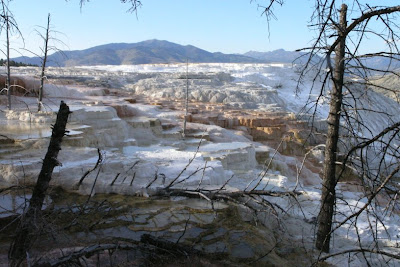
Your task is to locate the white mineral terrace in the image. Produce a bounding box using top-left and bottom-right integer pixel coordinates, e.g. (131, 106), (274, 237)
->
(0, 63), (399, 266)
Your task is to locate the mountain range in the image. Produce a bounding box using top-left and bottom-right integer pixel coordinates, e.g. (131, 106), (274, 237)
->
(13, 39), (400, 71)
(13, 39), (306, 67)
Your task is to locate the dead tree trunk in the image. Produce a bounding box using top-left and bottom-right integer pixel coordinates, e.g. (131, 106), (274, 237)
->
(316, 4), (347, 253)
(9, 101), (71, 266)
(38, 13), (50, 112)
(5, 11), (11, 110)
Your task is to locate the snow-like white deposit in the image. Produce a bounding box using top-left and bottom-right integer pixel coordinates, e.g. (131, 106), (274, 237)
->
(15, 63), (399, 136)
(1, 63), (399, 266)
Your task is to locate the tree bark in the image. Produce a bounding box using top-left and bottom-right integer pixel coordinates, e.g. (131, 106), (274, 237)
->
(316, 4), (347, 253)
(9, 101), (71, 266)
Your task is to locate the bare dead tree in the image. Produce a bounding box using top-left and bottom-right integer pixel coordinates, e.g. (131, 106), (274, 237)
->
(20, 13), (66, 111)
(0, 1), (19, 110)
(1, 0), (396, 264)
(260, 0), (400, 261)
(316, 4), (347, 253)
(37, 13), (50, 112)
(4, 8), (10, 110)
(0, 1), (25, 110)
(308, 3), (400, 254)
(0, 0), (26, 110)
(9, 101), (71, 266)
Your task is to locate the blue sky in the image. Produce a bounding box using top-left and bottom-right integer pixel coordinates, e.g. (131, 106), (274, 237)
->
(4, 0), (399, 58)
(6, 0), (314, 57)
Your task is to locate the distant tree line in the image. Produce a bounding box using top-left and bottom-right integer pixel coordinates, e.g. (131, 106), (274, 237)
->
(0, 58), (37, 67)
